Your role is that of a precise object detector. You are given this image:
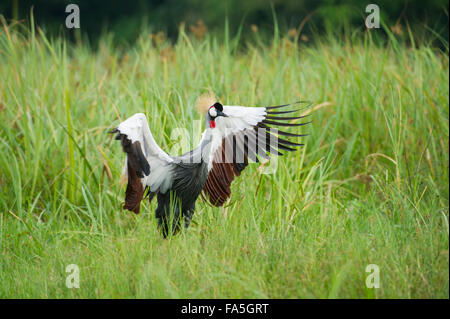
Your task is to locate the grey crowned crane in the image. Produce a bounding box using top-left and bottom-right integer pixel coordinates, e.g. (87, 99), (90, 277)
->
(111, 95), (309, 237)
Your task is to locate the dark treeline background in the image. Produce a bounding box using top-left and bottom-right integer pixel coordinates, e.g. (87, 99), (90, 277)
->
(0, 0), (448, 45)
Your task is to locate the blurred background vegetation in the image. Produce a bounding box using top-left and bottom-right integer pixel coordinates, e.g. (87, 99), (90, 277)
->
(0, 0), (448, 46)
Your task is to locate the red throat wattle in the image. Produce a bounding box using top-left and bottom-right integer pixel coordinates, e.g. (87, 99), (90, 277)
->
(210, 120), (216, 128)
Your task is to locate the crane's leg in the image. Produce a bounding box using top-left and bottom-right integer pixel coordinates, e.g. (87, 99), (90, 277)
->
(155, 192), (182, 238)
(183, 208), (195, 229)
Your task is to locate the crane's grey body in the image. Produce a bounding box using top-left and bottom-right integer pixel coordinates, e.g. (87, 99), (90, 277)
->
(155, 161), (208, 236)
(154, 132), (212, 236)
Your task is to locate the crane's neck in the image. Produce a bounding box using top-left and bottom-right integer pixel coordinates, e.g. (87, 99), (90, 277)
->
(176, 123), (224, 171)
(202, 127), (225, 170)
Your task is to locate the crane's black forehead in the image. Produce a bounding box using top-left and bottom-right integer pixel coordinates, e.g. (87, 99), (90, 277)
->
(213, 102), (223, 111)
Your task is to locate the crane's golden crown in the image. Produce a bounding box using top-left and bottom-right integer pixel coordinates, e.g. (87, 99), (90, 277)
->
(195, 92), (217, 114)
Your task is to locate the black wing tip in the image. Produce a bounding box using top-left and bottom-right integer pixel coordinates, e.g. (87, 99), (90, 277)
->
(143, 162), (150, 176)
(277, 144), (296, 152)
(265, 114), (310, 121)
(264, 100), (313, 110)
(266, 108), (301, 115)
(262, 120), (312, 127)
(116, 133), (151, 178)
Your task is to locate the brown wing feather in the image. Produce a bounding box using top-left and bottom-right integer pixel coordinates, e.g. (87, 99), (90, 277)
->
(115, 132), (148, 214)
(202, 140), (248, 206)
(123, 157), (144, 214)
(201, 101), (309, 206)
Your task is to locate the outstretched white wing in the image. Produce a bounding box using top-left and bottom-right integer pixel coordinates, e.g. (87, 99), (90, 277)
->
(219, 105), (267, 131)
(117, 113), (173, 163)
(205, 105), (267, 168)
(202, 102), (310, 206)
(113, 113), (174, 197)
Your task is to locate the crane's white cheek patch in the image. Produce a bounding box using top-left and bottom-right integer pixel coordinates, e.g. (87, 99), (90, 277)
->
(209, 107), (217, 117)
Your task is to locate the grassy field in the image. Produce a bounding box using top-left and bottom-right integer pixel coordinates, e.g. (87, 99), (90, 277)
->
(0, 20), (448, 298)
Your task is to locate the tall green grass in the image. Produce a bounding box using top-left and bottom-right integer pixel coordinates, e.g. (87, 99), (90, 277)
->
(0, 19), (448, 298)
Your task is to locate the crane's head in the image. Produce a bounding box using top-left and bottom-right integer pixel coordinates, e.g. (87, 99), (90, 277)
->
(207, 102), (228, 128)
(195, 93), (228, 129)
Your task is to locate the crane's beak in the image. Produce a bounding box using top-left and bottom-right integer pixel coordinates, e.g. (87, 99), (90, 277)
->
(217, 111), (228, 117)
